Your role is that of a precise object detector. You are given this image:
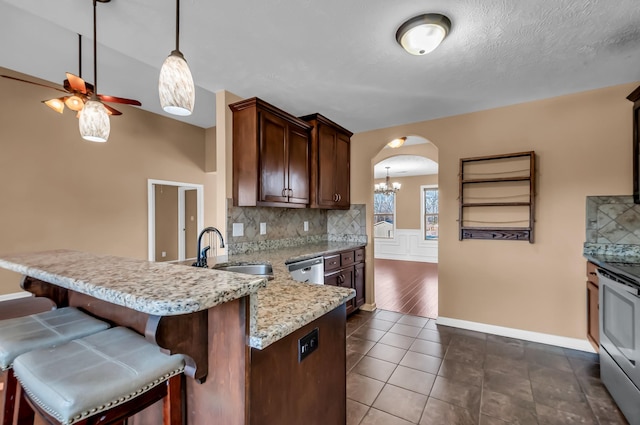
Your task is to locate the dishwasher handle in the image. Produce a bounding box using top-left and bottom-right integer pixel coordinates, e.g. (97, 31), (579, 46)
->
(287, 257), (323, 272)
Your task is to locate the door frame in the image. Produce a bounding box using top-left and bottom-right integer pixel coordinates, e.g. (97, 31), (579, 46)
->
(147, 179), (204, 262)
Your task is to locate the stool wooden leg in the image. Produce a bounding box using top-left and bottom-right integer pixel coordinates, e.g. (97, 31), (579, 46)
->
(162, 375), (183, 425)
(15, 385), (34, 425)
(1, 370), (18, 425)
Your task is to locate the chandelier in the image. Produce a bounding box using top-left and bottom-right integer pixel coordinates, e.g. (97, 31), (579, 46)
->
(374, 167), (401, 194)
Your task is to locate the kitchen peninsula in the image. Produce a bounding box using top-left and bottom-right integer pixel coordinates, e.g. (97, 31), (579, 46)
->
(0, 248), (355, 425)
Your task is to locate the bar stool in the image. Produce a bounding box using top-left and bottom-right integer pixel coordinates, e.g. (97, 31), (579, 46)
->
(0, 307), (110, 425)
(0, 297), (56, 321)
(13, 327), (185, 425)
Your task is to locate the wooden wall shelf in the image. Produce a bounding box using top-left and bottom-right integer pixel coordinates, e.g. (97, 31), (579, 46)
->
(459, 151), (535, 243)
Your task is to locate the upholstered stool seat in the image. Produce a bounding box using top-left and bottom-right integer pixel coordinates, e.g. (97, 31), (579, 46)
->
(0, 297), (56, 321)
(0, 307), (110, 425)
(13, 327), (185, 425)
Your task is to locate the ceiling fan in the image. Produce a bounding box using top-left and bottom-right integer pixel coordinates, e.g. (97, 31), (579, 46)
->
(0, 0), (140, 119)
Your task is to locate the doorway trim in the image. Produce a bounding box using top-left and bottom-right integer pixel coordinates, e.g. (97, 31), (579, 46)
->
(147, 179), (205, 262)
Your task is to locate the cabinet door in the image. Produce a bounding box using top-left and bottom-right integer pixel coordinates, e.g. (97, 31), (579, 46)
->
(317, 124), (338, 207)
(259, 111), (288, 204)
(334, 132), (350, 208)
(355, 262), (365, 309)
(340, 266), (355, 315)
(324, 270), (341, 286)
(287, 125), (310, 205)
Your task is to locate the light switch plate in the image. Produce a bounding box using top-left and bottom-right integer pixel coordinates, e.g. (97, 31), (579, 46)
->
(304, 221), (309, 232)
(232, 223), (244, 237)
(260, 222), (267, 235)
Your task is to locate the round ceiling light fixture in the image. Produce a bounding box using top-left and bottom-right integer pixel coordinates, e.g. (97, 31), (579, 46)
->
(396, 13), (451, 56)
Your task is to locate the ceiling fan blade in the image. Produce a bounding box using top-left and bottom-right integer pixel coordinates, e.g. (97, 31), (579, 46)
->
(98, 94), (142, 106)
(65, 72), (87, 94)
(103, 104), (122, 116)
(1, 75), (67, 94)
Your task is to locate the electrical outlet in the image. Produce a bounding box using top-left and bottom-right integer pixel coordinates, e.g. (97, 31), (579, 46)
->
(232, 223), (244, 237)
(260, 222), (267, 235)
(161, 251), (166, 258)
(304, 221), (309, 232)
(298, 328), (319, 362)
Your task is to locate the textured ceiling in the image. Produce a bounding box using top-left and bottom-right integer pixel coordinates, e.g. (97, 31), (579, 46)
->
(1, 0), (640, 132)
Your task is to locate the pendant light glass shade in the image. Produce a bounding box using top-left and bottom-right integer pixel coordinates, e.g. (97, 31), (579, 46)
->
(159, 50), (195, 116)
(79, 99), (110, 143)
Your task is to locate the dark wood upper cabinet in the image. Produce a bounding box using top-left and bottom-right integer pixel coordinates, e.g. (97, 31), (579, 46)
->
(301, 113), (353, 209)
(230, 98), (311, 208)
(627, 85), (640, 204)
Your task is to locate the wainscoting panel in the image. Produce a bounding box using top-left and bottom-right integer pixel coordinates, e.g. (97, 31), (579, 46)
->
(374, 229), (438, 263)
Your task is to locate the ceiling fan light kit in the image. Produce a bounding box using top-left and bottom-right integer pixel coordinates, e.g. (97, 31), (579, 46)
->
(159, 0), (195, 116)
(43, 98), (65, 114)
(396, 13), (451, 56)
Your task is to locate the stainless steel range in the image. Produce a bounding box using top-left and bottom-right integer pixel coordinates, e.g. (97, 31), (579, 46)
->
(598, 267), (640, 425)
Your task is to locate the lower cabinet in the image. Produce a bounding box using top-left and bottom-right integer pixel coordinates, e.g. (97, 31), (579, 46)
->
(586, 261), (599, 350)
(324, 248), (365, 315)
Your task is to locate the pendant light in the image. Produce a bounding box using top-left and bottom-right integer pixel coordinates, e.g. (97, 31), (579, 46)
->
(159, 0), (195, 116)
(79, 0), (110, 143)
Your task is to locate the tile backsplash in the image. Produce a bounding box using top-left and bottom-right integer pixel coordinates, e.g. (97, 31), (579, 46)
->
(586, 196), (640, 244)
(227, 202), (367, 254)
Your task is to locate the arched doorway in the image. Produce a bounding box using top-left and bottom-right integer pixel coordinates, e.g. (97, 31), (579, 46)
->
(371, 136), (439, 318)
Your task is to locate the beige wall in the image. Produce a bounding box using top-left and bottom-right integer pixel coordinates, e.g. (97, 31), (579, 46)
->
(0, 68), (214, 294)
(352, 82), (638, 340)
(374, 174), (438, 229)
(154, 185), (179, 261)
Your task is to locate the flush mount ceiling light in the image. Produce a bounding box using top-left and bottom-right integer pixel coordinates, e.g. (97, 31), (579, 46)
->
(387, 137), (407, 148)
(159, 0), (195, 116)
(396, 13), (451, 56)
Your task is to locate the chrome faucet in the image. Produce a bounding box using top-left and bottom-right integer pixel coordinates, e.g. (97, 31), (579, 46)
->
(193, 227), (225, 268)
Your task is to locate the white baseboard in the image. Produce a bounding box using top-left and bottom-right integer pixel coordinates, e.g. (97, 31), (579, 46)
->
(359, 303), (377, 312)
(0, 291), (32, 302)
(437, 316), (596, 353)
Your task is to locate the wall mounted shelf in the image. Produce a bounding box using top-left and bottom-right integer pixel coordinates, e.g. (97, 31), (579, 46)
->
(459, 151), (535, 243)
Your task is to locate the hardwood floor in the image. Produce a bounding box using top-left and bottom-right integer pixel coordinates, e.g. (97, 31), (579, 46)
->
(373, 259), (438, 319)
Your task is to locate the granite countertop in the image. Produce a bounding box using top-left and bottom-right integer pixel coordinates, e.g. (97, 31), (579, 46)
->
(584, 243), (640, 282)
(224, 242), (363, 349)
(0, 242), (363, 350)
(0, 250), (267, 316)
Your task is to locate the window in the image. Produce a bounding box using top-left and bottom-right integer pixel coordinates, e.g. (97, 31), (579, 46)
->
(422, 187), (438, 240)
(374, 192), (395, 239)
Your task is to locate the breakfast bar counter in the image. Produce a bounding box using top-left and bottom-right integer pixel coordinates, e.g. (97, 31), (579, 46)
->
(0, 248), (356, 425)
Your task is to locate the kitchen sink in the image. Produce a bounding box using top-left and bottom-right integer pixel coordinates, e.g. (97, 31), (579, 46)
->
(212, 263), (274, 280)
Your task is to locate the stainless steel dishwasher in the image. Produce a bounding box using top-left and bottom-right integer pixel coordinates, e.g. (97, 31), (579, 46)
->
(286, 257), (324, 284)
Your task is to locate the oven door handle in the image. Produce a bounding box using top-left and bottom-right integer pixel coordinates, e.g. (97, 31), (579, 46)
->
(598, 270), (640, 297)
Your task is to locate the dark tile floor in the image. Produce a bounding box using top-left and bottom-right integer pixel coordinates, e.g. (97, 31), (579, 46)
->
(346, 309), (629, 425)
